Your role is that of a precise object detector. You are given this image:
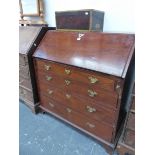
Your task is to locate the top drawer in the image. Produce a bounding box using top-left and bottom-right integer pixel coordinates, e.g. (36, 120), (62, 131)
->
(34, 59), (116, 92)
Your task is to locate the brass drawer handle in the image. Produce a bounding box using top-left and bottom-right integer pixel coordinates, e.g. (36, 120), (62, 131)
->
(47, 89), (53, 95)
(49, 102), (55, 108)
(65, 69), (71, 75)
(66, 94), (71, 99)
(66, 108), (72, 113)
(65, 80), (71, 85)
(88, 76), (98, 84)
(44, 65), (51, 70)
(46, 75), (52, 81)
(86, 122), (95, 128)
(86, 106), (96, 113)
(88, 90), (97, 97)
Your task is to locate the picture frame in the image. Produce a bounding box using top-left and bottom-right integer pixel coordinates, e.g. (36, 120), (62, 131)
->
(19, 0), (40, 16)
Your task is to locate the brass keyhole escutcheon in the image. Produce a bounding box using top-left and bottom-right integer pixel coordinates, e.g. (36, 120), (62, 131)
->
(47, 89), (53, 95)
(86, 122), (95, 128)
(65, 80), (71, 85)
(66, 94), (71, 99)
(44, 65), (51, 71)
(66, 108), (72, 113)
(65, 69), (71, 75)
(49, 102), (55, 108)
(46, 75), (52, 81)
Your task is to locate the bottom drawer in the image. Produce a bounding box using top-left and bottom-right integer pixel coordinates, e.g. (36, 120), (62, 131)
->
(123, 129), (135, 148)
(19, 87), (33, 103)
(40, 95), (114, 143)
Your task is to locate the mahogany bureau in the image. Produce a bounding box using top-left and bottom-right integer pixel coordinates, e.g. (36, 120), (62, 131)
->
(19, 26), (55, 113)
(33, 31), (135, 154)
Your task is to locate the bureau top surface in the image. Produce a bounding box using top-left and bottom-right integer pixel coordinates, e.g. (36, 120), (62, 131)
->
(33, 31), (135, 78)
(19, 26), (42, 55)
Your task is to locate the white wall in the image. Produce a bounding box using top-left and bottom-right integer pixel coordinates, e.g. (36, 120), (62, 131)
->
(44, 0), (134, 33)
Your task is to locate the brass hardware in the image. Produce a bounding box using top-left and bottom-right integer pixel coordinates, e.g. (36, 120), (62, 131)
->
(77, 33), (85, 40)
(86, 122), (95, 128)
(46, 75), (52, 81)
(115, 81), (122, 99)
(88, 76), (98, 84)
(47, 89), (53, 95)
(115, 84), (120, 90)
(65, 80), (71, 85)
(86, 106), (96, 113)
(66, 94), (71, 99)
(65, 69), (71, 75)
(66, 108), (72, 113)
(88, 90), (97, 97)
(44, 65), (51, 70)
(49, 102), (55, 108)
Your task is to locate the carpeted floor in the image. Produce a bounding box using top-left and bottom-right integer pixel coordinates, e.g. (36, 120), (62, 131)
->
(19, 101), (113, 155)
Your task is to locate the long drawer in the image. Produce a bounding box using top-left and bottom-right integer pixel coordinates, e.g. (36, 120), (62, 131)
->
(39, 88), (117, 126)
(39, 95), (114, 142)
(35, 59), (116, 92)
(36, 73), (118, 110)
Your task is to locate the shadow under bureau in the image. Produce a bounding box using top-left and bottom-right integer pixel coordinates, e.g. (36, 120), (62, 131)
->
(33, 31), (135, 154)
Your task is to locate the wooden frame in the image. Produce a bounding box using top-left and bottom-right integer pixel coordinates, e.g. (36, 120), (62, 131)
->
(19, 0), (40, 16)
(19, 0), (47, 26)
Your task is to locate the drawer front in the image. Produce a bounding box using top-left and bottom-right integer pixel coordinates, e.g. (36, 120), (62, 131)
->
(36, 72), (118, 109)
(19, 76), (32, 90)
(19, 54), (28, 66)
(126, 112), (135, 130)
(19, 65), (30, 79)
(37, 79), (118, 112)
(19, 86), (33, 102)
(123, 129), (135, 148)
(35, 59), (116, 92)
(38, 85), (117, 126)
(40, 95), (114, 142)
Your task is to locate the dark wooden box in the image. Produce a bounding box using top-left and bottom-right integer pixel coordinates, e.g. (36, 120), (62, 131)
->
(55, 9), (104, 31)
